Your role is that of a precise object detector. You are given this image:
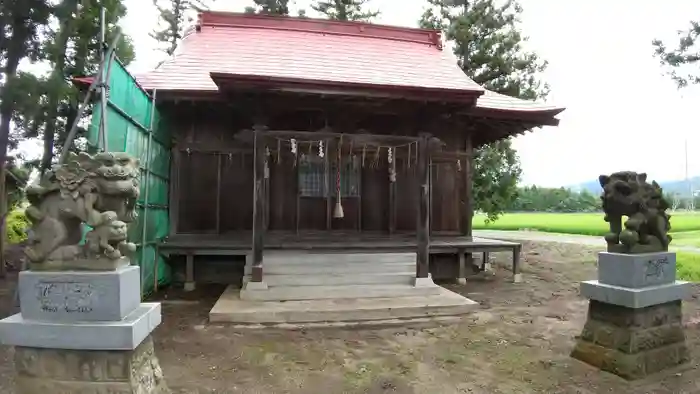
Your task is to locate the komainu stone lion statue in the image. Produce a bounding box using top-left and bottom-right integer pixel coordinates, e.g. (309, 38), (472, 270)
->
(599, 171), (672, 254)
(24, 152), (140, 270)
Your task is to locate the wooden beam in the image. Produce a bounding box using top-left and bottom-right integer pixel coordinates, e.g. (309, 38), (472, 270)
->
(461, 131), (474, 237)
(251, 125), (266, 282)
(245, 129), (420, 144)
(416, 133), (431, 279)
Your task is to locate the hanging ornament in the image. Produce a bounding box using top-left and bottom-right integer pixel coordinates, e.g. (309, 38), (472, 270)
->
(333, 136), (344, 219)
(388, 147), (393, 164)
(319, 140), (325, 158)
(457, 159), (461, 172)
(362, 144), (367, 168)
(407, 143), (411, 168)
(349, 140), (357, 170)
(264, 156), (270, 179)
(290, 138), (297, 154)
(308, 141), (313, 155)
(265, 146), (270, 157)
(228, 152), (232, 163)
(276, 139), (281, 164)
(373, 146), (380, 168)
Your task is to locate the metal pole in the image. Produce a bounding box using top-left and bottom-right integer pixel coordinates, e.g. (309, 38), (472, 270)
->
(59, 30), (122, 164)
(140, 89), (157, 298)
(100, 47), (117, 152)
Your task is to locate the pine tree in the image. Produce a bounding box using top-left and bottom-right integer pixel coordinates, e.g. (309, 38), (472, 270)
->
(420, 0), (549, 222)
(311, 0), (379, 22)
(653, 20), (700, 88)
(35, 0), (135, 171)
(151, 0), (214, 55)
(248, 0), (290, 15)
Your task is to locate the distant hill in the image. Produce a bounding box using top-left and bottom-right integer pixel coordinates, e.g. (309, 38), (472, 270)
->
(570, 176), (700, 197)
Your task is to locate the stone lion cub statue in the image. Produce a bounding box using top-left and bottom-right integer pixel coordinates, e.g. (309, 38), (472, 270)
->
(599, 171), (672, 254)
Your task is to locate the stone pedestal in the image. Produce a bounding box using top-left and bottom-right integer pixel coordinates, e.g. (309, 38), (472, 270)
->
(571, 252), (691, 380)
(0, 265), (170, 393)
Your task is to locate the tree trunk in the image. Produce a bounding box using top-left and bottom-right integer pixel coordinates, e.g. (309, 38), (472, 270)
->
(40, 0), (79, 174)
(0, 14), (32, 278)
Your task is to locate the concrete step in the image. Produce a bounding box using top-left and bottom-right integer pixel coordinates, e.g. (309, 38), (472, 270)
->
(211, 286), (478, 324)
(243, 273), (416, 287)
(244, 262), (414, 275)
(240, 283), (441, 301)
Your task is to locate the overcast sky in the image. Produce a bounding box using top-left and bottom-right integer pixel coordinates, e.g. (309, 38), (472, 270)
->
(117, 0), (700, 187)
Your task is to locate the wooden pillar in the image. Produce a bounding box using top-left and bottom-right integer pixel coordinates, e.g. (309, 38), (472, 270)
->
(457, 248), (466, 285)
(251, 126), (266, 283)
(416, 133), (430, 279)
(215, 153), (222, 234)
(184, 253), (195, 292)
(389, 157), (396, 235)
(512, 244), (522, 283)
(461, 131), (474, 237)
(325, 139), (331, 230)
(168, 147), (180, 236)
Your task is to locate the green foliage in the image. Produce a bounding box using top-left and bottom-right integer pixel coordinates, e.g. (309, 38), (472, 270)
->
(472, 212), (700, 236)
(653, 20), (700, 88)
(311, 0), (379, 21)
(419, 0), (549, 223)
(508, 186), (601, 213)
(5, 209), (29, 244)
(472, 139), (521, 223)
(0, 0), (52, 163)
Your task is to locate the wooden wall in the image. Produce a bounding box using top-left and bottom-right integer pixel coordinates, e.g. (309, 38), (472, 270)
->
(168, 102), (468, 235)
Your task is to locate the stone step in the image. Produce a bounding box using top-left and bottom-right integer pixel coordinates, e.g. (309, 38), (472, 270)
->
(259, 252), (415, 265)
(243, 273), (416, 287)
(244, 262), (414, 275)
(240, 283), (441, 301)
(211, 286), (478, 324)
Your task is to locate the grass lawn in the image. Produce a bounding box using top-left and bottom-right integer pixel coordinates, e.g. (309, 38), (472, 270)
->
(678, 252), (700, 281)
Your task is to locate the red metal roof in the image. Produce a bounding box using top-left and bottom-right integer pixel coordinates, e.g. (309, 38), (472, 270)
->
(136, 12), (485, 98)
(133, 11), (563, 115)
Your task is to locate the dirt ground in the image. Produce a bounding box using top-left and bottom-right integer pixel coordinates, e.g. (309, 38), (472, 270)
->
(2, 242), (700, 393)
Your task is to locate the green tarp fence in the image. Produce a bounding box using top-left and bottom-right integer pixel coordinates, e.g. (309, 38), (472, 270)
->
(88, 54), (171, 296)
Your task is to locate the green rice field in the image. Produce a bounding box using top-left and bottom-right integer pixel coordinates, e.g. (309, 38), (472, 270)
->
(474, 211), (700, 281)
(473, 211), (700, 237)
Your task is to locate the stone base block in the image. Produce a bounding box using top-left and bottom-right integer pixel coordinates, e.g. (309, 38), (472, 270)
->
(414, 275), (436, 288)
(0, 303), (161, 350)
(580, 280), (691, 309)
(30, 256), (131, 272)
(598, 252), (676, 288)
(19, 265), (141, 322)
(571, 300), (689, 380)
(14, 335), (169, 394)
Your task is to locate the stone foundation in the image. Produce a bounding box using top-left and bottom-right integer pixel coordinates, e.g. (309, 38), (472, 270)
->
(571, 300), (689, 380)
(14, 336), (169, 394)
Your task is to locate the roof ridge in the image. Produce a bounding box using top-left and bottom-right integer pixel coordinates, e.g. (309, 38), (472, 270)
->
(196, 10), (443, 49)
